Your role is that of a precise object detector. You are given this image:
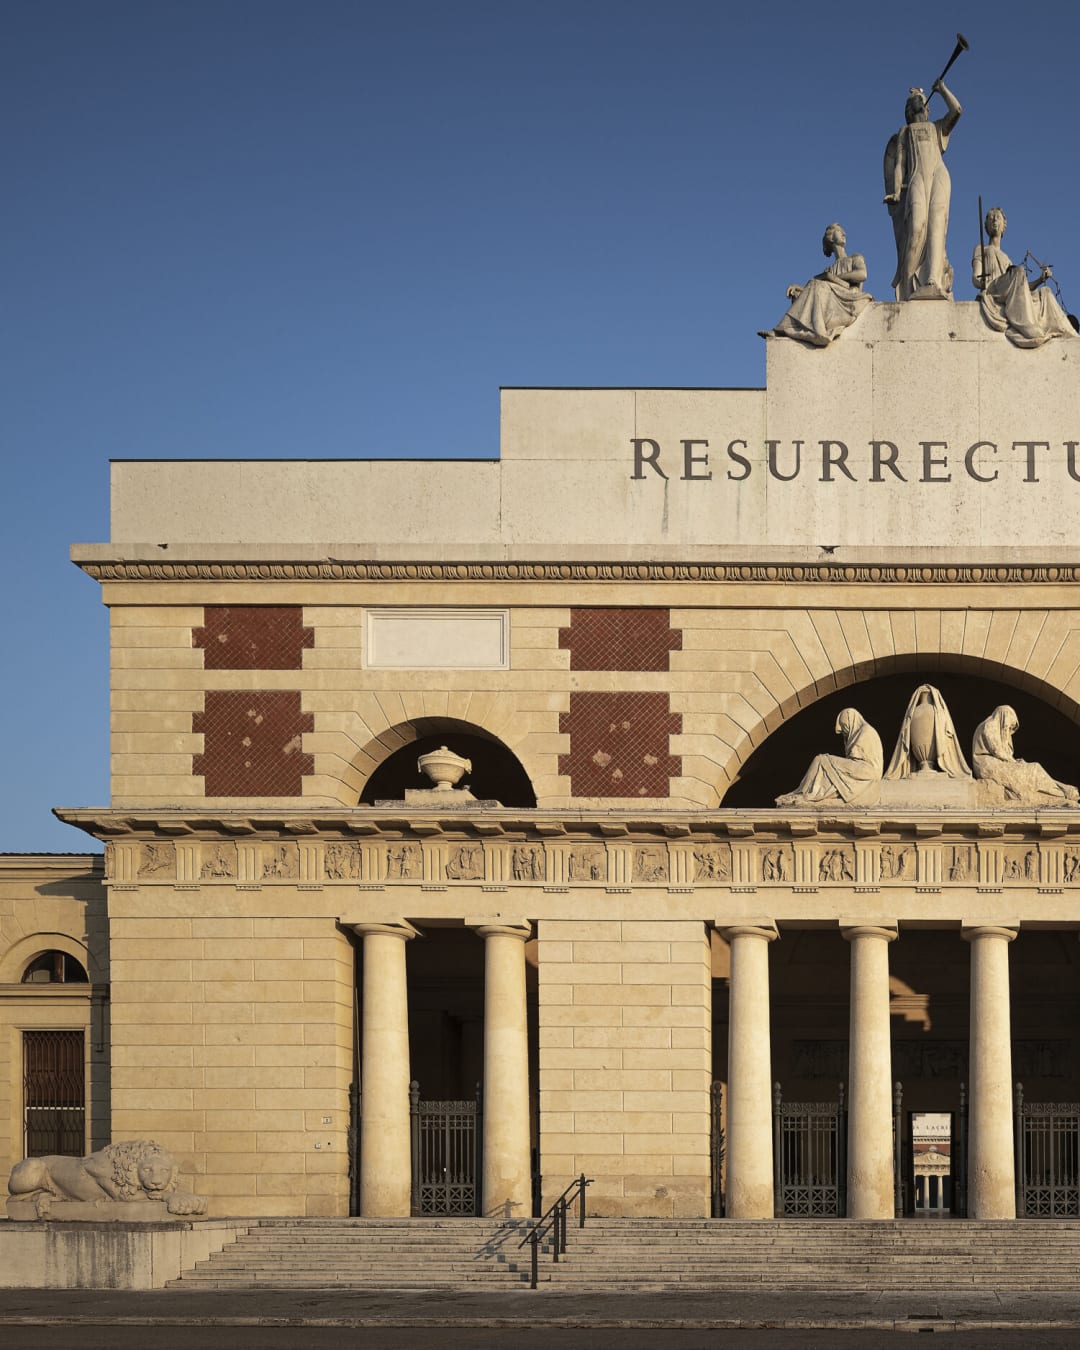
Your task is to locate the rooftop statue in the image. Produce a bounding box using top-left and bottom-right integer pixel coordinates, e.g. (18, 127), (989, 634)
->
(776, 707), (883, 808)
(885, 685), (971, 779)
(884, 78), (963, 300)
(972, 705), (1080, 807)
(973, 207), (1077, 348)
(759, 224), (872, 346)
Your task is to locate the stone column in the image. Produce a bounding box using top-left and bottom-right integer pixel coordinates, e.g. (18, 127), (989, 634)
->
(721, 922), (778, 1219)
(474, 921), (533, 1219)
(842, 923), (898, 1219)
(353, 921), (417, 1217)
(964, 924), (1018, 1219)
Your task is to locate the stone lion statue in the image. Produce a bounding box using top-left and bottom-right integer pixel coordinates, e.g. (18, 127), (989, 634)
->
(8, 1140), (207, 1220)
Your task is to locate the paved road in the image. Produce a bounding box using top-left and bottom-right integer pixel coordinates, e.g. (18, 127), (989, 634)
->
(4, 1329), (1080, 1349)
(5, 1285), (1080, 1344)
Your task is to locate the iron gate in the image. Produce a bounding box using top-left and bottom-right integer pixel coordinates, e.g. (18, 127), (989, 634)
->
(410, 1081), (481, 1216)
(1015, 1085), (1080, 1217)
(23, 1030), (85, 1157)
(772, 1081), (846, 1217)
(710, 1081), (725, 1216)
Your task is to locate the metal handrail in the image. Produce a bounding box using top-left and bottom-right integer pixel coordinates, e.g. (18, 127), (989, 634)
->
(518, 1172), (593, 1289)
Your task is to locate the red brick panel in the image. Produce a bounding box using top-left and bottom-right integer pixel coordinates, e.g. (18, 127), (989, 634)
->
(193, 691), (314, 797)
(559, 607), (681, 672)
(559, 692), (682, 798)
(193, 607), (314, 670)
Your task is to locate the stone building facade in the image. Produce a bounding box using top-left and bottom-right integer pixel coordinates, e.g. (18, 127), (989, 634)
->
(5, 303), (1080, 1222)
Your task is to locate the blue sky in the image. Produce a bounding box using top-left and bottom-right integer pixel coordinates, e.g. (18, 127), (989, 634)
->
(5, 0), (1080, 851)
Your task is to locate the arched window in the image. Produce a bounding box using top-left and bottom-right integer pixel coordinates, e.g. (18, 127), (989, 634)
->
(21, 951), (89, 985)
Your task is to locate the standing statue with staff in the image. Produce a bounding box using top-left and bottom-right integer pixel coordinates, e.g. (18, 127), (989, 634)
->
(883, 35), (968, 301)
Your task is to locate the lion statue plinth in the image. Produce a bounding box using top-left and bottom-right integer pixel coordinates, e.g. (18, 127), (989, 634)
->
(7, 1140), (208, 1222)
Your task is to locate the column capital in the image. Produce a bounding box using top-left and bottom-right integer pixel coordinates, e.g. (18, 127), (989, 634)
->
(467, 918), (532, 942)
(841, 922), (898, 943)
(962, 923), (1019, 944)
(352, 920), (421, 941)
(717, 919), (778, 942)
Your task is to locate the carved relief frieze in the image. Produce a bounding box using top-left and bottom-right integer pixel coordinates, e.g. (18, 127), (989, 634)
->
(633, 846), (668, 883)
(567, 847), (606, 883)
(760, 846), (793, 883)
(200, 843), (237, 880)
(324, 841), (362, 880)
(444, 844), (485, 881)
(945, 845), (974, 883)
(261, 843), (299, 880)
(385, 842), (423, 881)
(138, 843), (175, 879)
(878, 844), (915, 883)
(510, 844), (545, 883)
(817, 847), (854, 884)
(692, 845), (731, 883)
(92, 825), (1080, 896)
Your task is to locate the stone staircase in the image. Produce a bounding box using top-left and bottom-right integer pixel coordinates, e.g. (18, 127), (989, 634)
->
(172, 1216), (1080, 1291)
(170, 1217), (539, 1289)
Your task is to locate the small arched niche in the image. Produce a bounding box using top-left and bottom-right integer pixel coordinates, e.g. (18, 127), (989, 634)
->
(722, 670), (1080, 808)
(360, 723), (537, 808)
(21, 951), (90, 984)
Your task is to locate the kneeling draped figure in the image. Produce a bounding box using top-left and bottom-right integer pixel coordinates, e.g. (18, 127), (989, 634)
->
(776, 708), (883, 808)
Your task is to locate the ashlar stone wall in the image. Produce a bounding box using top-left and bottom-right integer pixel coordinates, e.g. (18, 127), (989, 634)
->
(537, 919), (712, 1217)
(107, 869), (354, 1217)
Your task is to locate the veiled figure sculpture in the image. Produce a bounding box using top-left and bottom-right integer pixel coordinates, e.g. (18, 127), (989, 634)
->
(973, 207), (1077, 348)
(885, 685), (971, 779)
(972, 705), (1079, 807)
(776, 707), (883, 808)
(760, 224), (872, 346)
(884, 80), (962, 300)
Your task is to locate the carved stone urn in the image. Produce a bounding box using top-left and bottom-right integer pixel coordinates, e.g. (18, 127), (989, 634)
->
(909, 691), (937, 772)
(417, 746), (472, 791)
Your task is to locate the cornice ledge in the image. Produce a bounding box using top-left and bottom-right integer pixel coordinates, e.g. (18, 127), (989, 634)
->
(71, 556), (1080, 586)
(51, 806), (1080, 842)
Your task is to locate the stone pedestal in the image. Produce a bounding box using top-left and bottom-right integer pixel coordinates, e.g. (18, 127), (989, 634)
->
(722, 923), (778, 1219)
(474, 922), (533, 1219)
(843, 923), (897, 1219)
(965, 924), (1018, 1219)
(354, 922), (417, 1217)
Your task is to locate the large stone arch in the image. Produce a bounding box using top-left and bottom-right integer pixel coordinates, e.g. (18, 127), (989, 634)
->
(720, 658), (1080, 808)
(680, 606), (1080, 806)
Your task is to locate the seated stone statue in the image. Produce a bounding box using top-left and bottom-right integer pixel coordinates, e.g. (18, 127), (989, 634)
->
(972, 705), (1079, 807)
(973, 207), (1076, 348)
(885, 685), (971, 779)
(776, 707), (883, 807)
(8, 1140), (207, 1221)
(760, 224), (872, 347)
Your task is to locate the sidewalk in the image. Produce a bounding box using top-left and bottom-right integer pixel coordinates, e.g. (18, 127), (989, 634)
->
(3, 1287), (1080, 1331)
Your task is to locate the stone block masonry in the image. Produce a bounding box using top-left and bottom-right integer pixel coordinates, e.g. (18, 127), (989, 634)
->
(537, 919), (712, 1218)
